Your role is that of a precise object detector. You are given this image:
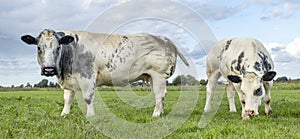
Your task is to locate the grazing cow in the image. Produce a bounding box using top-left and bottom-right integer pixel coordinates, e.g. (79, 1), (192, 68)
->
(204, 38), (276, 120)
(21, 29), (189, 117)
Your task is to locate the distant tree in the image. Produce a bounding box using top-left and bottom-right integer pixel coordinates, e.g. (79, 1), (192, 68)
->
(49, 82), (56, 88)
(199, 79), (208, 86)
(55, 83), (60, 88)
(25, 82), (32, 88)
(35, 79), (49, 88)
(172, 75), (186, 86)
(18, 84), (24, 88)
(172, 75), (199, 86)
(275, 76), (288, 83)
(186, 75), (199, 85)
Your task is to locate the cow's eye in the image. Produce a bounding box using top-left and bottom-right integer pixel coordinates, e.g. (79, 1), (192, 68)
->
(254, 87), (262, 96)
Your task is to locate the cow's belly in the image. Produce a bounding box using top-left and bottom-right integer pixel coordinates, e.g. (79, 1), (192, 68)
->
(95, 69), (146, 87)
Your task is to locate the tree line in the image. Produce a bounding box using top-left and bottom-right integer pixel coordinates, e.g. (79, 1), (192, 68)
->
(1, 75), (299, 89)
(275, 76), (300, 83)
(7, 79), (59, 89)
(170, 75), (207, 86)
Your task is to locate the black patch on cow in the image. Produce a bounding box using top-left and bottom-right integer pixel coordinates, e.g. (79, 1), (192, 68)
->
(55, 32), (65, 40)
(75, 34), (79, 42)
(240, 65), (245, 74)
(230, 60), (237, 71)
(225, 39), (232, 51)
(258, 51), (272, 72)
(105, 36), (134, 72)
(170, 65), (174, 76)
(254, 61), (261, 71)
(122, 36), (129, 42)
(236, 52), (244, 71)
(265, 100), (271, 105)
(84, 91), (94, 105)
(57, 41), (75, 80)
(166, 65), (175, 77)
(254, 87), (262, 96)
(84, 97), (91, 105)
(73, 45), (95, 79)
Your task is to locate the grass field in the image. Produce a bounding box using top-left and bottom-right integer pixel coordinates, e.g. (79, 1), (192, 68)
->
(0, 85), (299, 139)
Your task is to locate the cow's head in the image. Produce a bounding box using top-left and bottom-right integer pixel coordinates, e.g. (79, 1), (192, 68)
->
(21, 29), (74, 77)
(227, 71), (276, 117)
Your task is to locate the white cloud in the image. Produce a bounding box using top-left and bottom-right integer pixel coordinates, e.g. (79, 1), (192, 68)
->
(262, 38), (300, 78)
(182, 1), (242, 21)
(286, 37), (300, 59)
(260, 1), (300, 20)
(0, 57), (56, 87)
(264, 38), (300, 63)
(264, 42), (285, 60)
(264, 42), (285, 52)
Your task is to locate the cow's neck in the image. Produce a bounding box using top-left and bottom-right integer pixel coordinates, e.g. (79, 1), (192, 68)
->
(57, 45), (74, 80)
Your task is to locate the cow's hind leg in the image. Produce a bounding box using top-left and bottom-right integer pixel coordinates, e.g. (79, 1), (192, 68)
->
(61, 90), (75, 116)
(204, 71), (221, 112)
(264, 81), (273, 115)
(151, 74), (167, 117)
(227, 82), (237, 112)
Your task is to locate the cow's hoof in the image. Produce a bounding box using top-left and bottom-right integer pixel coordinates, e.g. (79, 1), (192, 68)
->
(86, 112), (95, 117)
(203, 108), (210, 113)
(152, 111), (162, 117)
(60, 113), (69, 118)
(242, 112), (251, 120)
(242, 116), (250, 120)
(229, 110), (237, 113)
(265, 109), (273, 115)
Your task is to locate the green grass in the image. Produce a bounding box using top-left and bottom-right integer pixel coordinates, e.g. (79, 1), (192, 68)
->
(0, 86), (299, 138)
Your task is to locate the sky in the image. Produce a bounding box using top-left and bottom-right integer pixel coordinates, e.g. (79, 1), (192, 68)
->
(0, 0), (300, 87)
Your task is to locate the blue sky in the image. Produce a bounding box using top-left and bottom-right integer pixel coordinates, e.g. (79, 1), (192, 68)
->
(0, 0), (299, 86)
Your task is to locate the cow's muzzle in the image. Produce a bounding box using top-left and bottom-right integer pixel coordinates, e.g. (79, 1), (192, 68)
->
(41, 67), (58, 77)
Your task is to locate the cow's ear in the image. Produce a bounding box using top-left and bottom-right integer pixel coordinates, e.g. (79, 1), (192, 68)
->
(21, 35), (37, 45)
(228, 75), (242, 83)
(263, 71), (276, 81)
(58, 35), (74, 45)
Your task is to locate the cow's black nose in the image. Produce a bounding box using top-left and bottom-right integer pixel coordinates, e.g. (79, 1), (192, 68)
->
(41, 67), (58, 77)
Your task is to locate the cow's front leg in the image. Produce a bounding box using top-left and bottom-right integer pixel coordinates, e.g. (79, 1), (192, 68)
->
(204, 71), (221, 112)
(227, 82), (237, 112)
(264, 81), (273, 115)
(151, 75), (167, 117)
(77, 76), (96, 117)
(61, 90), (75, 116)
(237, 91), (248, 119)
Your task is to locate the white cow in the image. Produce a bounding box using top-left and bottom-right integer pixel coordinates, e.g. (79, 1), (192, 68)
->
(204, 38), (276, 120)
(21, 29), (189, 117)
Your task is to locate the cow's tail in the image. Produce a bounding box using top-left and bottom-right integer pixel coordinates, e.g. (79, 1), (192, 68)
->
(175, 47), (190, 67)
(159, 35), (189, 67)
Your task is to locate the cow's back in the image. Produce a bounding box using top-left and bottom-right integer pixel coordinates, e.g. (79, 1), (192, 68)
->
(218, 38), (274, 76)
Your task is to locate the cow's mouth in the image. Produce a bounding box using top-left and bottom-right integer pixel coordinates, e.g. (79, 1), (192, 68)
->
(41, 67), (58, 77)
